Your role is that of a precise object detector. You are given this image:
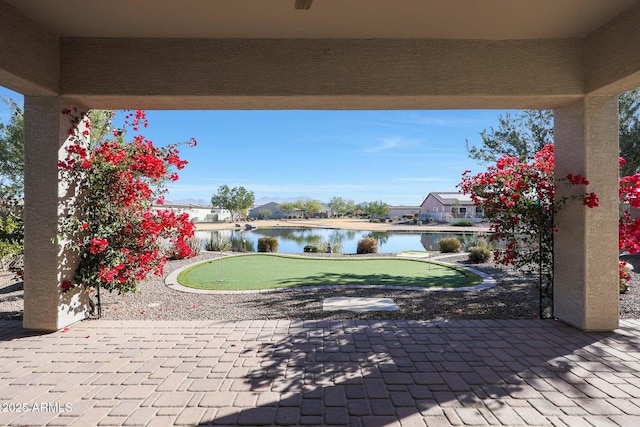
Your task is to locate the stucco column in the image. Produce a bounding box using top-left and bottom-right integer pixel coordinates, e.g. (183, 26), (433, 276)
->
(23, 97), (89, 331)
(554, 96), (619, 331)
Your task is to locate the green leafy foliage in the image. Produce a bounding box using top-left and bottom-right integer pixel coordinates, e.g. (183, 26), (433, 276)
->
(230, 235), (253, 252)
(465, 236), (494, 263)
(205, 236), (232, 252)
(466, 110), (553, 164)
(301, 199), (323, 217)
(328, 196), (356, 216)
(304, 240), (342, 254)
(452, 220), (474, 227)
(257, 236), (278, 252)
(463, 236), (493, 251)
(278, 202), (297, 218)
(468, 246), (491, 263)
(0, 200), (23, 273)
(319, 240), (342, 254)
(619, 88), (640, 176)
(211, 185), (255, 221)
(0, 99), (24, 277)
(439, 237), (462, 253)
(0, 98), (24, 199)
(365, 200), (389, 219)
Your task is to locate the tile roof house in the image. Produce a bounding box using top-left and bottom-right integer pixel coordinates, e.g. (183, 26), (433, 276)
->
(419, 192), (483, 223)
(248, 202), (292, 219)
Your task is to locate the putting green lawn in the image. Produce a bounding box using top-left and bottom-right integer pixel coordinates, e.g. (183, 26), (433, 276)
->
(177, 254), (482, 291)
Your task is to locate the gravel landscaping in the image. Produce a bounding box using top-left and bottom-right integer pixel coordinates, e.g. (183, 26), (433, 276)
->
(2, 251), (640, 322)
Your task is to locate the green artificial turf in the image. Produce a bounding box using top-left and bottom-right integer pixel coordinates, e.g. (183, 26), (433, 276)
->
(177, 254), (482, 291)
(398, 250), (436, 255)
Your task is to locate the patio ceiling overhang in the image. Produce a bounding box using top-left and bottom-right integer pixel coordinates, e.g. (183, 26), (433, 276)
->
(1, 0), (640, 110)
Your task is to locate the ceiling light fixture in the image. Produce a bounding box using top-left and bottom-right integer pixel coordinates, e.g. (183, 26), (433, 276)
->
(295, 0), (313, 10)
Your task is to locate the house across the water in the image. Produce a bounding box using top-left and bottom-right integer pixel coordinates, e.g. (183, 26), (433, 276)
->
(419, 192), (483, 223)
(248, 202), (296, 219)
(155, 203), (232, 223)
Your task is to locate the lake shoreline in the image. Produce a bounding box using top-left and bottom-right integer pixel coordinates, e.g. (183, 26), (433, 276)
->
(194, 218), (492, 253)
(195, 217), (491, 233)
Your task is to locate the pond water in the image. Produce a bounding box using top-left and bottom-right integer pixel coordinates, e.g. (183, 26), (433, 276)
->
(194, 227), (485, 254)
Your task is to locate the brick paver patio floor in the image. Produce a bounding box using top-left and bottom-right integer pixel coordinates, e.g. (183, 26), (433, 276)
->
(1, 319), (640, 426)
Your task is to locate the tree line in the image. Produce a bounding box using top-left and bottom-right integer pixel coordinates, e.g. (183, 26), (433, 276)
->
(209, 185), (390, 220)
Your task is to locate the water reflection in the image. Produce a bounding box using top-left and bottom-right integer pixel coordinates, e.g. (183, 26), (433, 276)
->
(365, 231), (390, 246)
(194, 228), (483, 254)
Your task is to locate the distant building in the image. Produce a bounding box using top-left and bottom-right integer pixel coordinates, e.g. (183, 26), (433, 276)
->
(210, 207), (232, 222)
(388, 205), (420, 219)
(315, 203), (333, 218)
(249, 202), (289, 219)
(419, 192), (483, 223)
(155, 203), (231, 222)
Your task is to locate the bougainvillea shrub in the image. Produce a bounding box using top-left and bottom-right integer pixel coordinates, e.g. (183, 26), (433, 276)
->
(58, 110), (196, 296)
(459, 144), (598, 316)
(461, 143), (640, 297)
(459, 144), (597, 269)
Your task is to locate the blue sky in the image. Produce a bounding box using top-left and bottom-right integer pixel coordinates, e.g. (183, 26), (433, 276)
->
(1, 85), (514, 206)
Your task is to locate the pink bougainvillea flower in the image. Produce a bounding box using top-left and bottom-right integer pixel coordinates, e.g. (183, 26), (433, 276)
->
(89, 238), (109, 255)
(582, 193), (599, 208)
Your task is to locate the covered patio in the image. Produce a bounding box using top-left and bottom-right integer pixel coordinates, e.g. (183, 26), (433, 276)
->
(1, 0), (636, 331)
(4, 0), (634, 332)
(2, 0), (640, 423)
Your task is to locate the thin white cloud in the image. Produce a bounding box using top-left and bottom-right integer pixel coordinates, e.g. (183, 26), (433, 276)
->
(363, 136), (426, 154)
(363, 137), (402, 153)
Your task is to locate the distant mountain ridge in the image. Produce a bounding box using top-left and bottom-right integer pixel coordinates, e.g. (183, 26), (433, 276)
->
(168, 196), (323, 207)
(253, 196), (316, 206)
(166, 198), (210, 206)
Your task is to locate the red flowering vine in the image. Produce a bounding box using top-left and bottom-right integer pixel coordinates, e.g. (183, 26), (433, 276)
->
(58, 109), (197, 297)
(459, 144), (598, 317)
(461, 143), (640, 298)
(89, 237), (109, 254)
